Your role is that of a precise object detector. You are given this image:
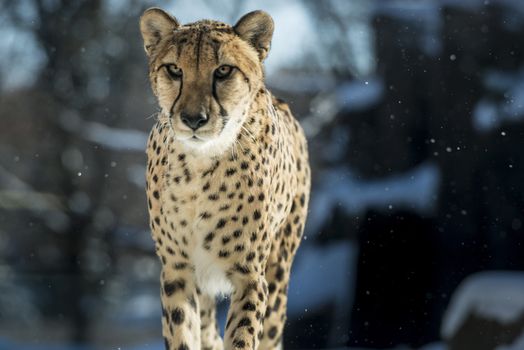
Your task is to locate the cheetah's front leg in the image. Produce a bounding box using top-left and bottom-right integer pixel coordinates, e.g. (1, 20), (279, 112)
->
(224, 274), (268, 350)
(161, 267), (201, 350)
(199, 294), (223, 350)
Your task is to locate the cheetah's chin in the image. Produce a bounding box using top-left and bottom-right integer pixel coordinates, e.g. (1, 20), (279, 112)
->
(177, 133), (234, 157)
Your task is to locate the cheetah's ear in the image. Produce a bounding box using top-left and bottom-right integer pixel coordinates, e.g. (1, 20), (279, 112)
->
(140, 8), (179, 56)
(234, 10), (274, 61)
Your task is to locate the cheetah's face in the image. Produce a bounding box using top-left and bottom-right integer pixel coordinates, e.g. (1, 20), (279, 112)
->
(140, 9), (274, 154)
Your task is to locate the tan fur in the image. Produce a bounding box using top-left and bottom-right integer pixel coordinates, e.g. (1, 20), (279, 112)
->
(141, 8), (310, 350)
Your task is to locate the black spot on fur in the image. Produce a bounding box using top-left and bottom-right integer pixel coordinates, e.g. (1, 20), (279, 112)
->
(243, 301), (256, 311)
(204, 232), (215, 242)
(284, 223), (292, 236)
(174, 262), (188, 270)
(225, 168), (237, 176)
(163, 279), (186, 296)
(268, 326), (278, 339)
(237, 317), (251, 328)
(300, 193), (306, 206)
(218, 250), (230, 258)
(234, 263), (250, 274)
(233, 339), (246, 348)
(216, 218), (227, 229)
(268, 282), (276, 294)
(275, 266), (285, 281)
(171, 307), (185, 324)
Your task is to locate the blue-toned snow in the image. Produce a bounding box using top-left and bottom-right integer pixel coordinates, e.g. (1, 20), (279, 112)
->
(57, 109), (149, 152)
(288, 242), (357, 316)
(336, 77), (384, 112)
(306, 162), (441, 238)
(473, 68), (524, 131)
(0, 339), (165, 350)
(302, 77), (384, 137)
(441, 271), (524, 339)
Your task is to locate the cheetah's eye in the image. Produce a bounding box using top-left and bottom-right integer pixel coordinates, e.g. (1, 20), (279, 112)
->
(214, 65), (234, 79)
(164, 64), (183, 80)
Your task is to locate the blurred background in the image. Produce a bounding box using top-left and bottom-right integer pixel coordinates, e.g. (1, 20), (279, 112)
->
(1, 0), (524, 349)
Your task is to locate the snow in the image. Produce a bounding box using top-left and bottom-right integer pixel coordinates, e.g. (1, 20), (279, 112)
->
(306, 162), (440, 238)
(58, 110), (149, 151)
(287, 242), (357, 345)
(0, 341), (86, 350)
(113, 293), (161, 322)
(0, 18), (46, 90)
(268, 72), (335, 94)
(288, 242), (357, 315)
(82, 121), (149, 152)
(0, 164), (34, 191)
(474, 67), (524, 132)
(473, 99), (500, 131)
(302, 77), (384, 137)
(336, 77), (385, 113)
(441, 271), (524, 339)
(127, 164), (147, 188)
(0, 339), (165, 350)
(0, 164), (66, 231)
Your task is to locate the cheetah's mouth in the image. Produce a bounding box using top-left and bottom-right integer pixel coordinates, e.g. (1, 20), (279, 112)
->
(191, 135), (205, 142)
(175, 131), (212, 143)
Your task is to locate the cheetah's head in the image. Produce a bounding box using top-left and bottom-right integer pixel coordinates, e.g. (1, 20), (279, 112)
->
(140, 8), (274, 155)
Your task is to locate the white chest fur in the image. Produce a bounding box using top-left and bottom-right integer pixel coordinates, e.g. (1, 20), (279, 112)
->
(192, 245), (234, 297)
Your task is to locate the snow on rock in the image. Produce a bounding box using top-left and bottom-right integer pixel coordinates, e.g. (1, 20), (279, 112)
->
(474, 67), (524, 132)
(306, 161), (440, 238)
(441, 271), (524, 339)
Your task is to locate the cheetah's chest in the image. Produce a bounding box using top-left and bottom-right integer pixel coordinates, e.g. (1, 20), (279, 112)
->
(163, 162), (236, 297)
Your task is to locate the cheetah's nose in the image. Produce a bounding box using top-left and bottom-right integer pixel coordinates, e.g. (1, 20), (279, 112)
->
(180, 112), (208, 131)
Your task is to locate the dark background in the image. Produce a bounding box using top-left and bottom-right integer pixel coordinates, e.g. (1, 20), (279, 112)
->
(1, 1), (523, 349)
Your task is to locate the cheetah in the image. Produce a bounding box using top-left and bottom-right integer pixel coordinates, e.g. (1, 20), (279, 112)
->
(140, 8), (310, 350)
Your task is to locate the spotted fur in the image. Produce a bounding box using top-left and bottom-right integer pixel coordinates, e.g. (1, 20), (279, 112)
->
(141, 8), (310, 350)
